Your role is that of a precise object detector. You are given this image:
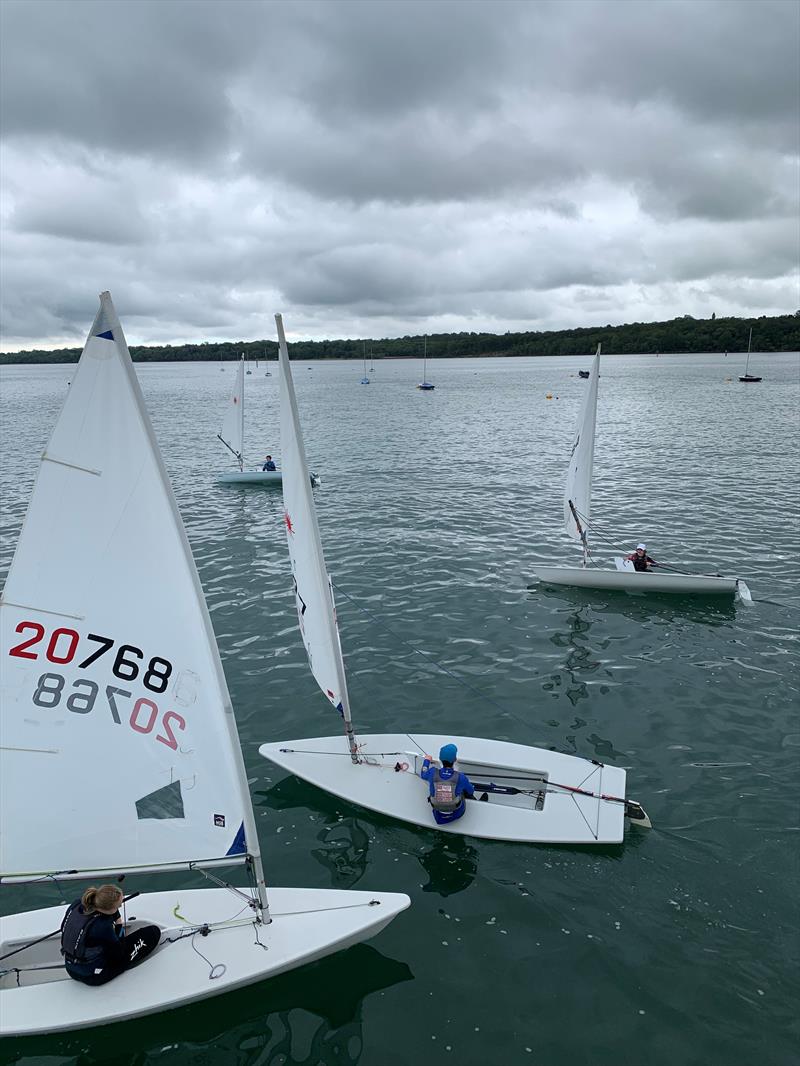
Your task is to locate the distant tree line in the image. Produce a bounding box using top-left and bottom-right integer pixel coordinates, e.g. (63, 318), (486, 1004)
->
(2, 312), (798, 364)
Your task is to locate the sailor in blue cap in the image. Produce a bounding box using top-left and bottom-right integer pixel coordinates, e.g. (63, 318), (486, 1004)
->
(420, 744), (476, 825)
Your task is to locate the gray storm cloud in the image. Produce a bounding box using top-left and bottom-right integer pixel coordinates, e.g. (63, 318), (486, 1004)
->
(0, 0), (797, 348)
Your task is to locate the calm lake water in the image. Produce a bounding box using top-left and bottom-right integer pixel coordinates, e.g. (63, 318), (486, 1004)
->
(1, 353), (798, 1066)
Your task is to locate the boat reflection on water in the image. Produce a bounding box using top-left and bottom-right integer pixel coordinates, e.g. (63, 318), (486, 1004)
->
(417, 834), (478, 897)
(235, 944), (414, 1065)
(20, 943), (414, 1066)
(311, 817), (372, 889)
(261, 777), (478, 897)
(542, 604), (599, 708)
(259, 776), (372, 888)
(529, 580), (737, 626)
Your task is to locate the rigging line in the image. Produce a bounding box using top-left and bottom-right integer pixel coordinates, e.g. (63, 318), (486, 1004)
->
(575, 762), (602, 791)
(270, 899), (384, 918)
(277, 747), (406, 757)
(171, 897), (254, 931)
(164, 915), (256, 939)
(573, 509), (726, 576)
(570, 792), (599, 841)
(473, 780), (626, 805)
(194, 866), (258, 907)
(404, 734), (427, 757)
(572, 509), (653, 561)
(191, 931), (226, 980)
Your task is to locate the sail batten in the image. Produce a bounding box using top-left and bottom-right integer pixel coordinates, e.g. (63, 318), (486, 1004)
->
(0, 293), (263, 888)
(276, 315), (354, 740)
(563, 347), (600, 546)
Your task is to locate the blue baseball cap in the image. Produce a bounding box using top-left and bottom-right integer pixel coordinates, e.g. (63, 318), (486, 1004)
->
(439, 743), (458, 763)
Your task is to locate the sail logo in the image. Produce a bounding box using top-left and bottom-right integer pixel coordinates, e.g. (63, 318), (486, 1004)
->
(285, 512), (294, 534)
(214, 814), (226, 827)
(129, 937), (147, 959)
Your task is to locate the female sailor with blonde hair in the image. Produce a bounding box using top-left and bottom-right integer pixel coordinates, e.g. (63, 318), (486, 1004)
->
(60, 885), (160, 986)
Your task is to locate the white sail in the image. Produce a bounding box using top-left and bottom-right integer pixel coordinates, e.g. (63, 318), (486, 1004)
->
(563, 346), (600, 545)
(276, 315), (355, 748)
(0, 293), (256, 878)
(218, 356), (245, 469)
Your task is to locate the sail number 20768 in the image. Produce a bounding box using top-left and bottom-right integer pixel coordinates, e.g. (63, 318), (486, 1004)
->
(8, 622), (184, 750)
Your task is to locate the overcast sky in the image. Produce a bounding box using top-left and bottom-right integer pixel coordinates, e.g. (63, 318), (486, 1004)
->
(1, 0), (798, 350)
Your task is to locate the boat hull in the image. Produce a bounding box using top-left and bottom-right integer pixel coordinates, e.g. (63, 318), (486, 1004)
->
(217, 470), (283, 484)
(259, 733), (637, 844)
(530, 564), (742, 596)
(0, 886), (409, 1036)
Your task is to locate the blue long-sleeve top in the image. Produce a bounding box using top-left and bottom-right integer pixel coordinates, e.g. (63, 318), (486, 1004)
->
(420, 758), (475, 824)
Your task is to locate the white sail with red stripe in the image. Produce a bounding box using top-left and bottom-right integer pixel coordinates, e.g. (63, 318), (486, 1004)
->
(276, 315), (354, 746)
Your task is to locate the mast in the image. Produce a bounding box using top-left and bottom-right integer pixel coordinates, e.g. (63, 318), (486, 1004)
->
(239, 355), (245, 470)
(101, 296), (269, 917)
(276, 314), (359, 763)
(103, 298), (269, 916)
(564, 343), (599, 566)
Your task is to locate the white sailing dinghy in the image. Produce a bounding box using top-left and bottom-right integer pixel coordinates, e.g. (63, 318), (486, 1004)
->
(258, 316), (650, 844)
(217, 356), (282, 484)
(530, 348), (751, 600)
(0, 293), (409, 1037)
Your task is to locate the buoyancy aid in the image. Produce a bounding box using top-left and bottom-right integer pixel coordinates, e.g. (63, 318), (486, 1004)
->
(431, 767), (463, 813)
(60, 903), (105, 965)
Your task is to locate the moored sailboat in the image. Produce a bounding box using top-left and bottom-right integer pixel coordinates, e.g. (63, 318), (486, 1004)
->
(417, 335), (434, 390)
(0, 293), (409, 1036)
(258, 315), (650, 844)
(739, 328), (762, 383)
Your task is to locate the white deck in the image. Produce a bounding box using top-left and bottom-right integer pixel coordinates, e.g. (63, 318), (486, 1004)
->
(530, 564), (741, 596)
(259, 733), (634, 844)
(0, 886), (409, 1035)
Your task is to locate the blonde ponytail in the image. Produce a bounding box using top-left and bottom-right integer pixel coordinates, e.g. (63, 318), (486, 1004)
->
(81, 884), (122, 913)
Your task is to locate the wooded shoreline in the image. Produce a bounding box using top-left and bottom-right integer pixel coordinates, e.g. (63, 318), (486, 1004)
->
(2, 312), (798, 364)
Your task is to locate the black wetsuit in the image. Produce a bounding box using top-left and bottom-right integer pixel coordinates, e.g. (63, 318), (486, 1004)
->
(629, 553), (656, 572)
(61, 901), (160, 986)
